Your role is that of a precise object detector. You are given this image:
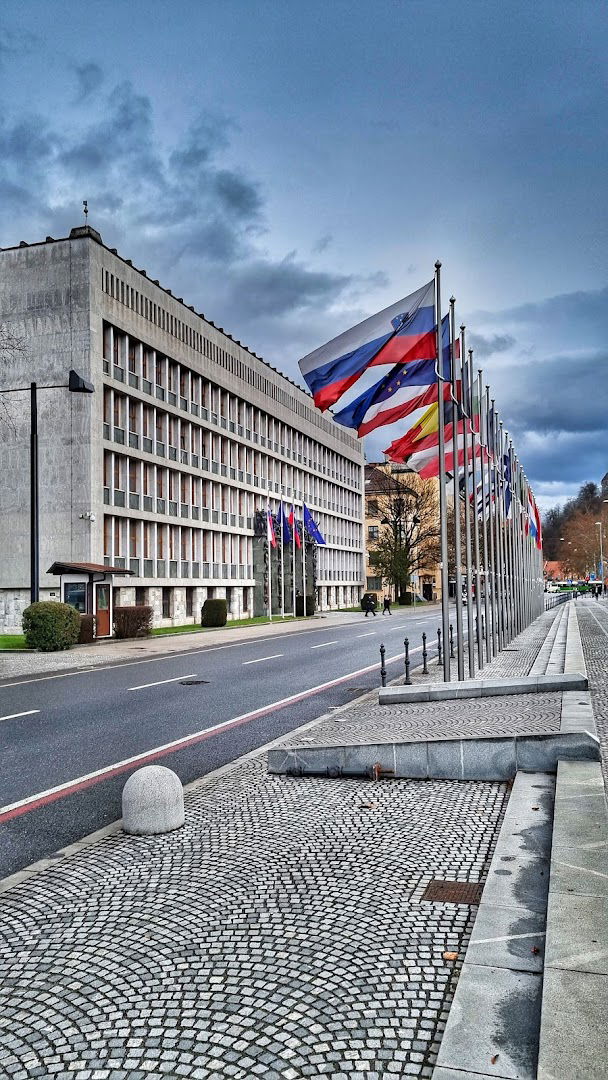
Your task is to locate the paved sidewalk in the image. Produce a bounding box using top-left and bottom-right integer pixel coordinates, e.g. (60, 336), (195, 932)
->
(574, 598), (608, 783)
(0, 602), (577, 1080)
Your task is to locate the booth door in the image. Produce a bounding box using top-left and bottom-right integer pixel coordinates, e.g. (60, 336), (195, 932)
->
(96, 583), (111, 637)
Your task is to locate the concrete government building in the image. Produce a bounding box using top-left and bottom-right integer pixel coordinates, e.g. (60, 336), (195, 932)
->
(0, 225), (365, 632)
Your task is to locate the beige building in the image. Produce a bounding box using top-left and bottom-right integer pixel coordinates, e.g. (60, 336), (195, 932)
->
(364, 461), (442, 602)
(0, 225), (365, 631)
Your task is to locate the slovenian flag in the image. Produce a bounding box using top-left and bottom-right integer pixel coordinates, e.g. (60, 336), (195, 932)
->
(288, 505), (301, 547)
(266, 507), (276, 548)
(332, 314), (455, 437)
(299, 280), (436, 412)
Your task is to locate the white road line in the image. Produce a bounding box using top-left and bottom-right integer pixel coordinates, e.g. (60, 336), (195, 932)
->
(127, 673), (198, 691)
(242, 654), (283, 666)
(0, 709), (40, 722)
(0, 649), (407, 821)
(586, 606), (608, 640)
(310, 641), (338, 649)
(357, 632), (376, 638)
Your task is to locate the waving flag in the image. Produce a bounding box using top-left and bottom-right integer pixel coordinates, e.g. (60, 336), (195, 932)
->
(266, 507), (276, 548)
(277, 501), (292, 543)
(383, 388), (462, 463)
(299, 280), (435, 412)
(288, 505), (301, 548)
(503, 454), (512, 518)
(303, 504), (326, 545)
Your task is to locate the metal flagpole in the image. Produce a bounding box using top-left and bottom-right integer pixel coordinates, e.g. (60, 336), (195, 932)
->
(267, 506), (273, 621)
(460, 325), (475, 677)
(501, 431), (513, 645)
(450, 298), (465, 679)
(483, 386), (492, 656)
(434, 262), (451, 681)
(512, 448), (523, 636)
(291, 507), (296, 617)
(485, 389), (498, 658)
(469, 352), (484, 669)
(302, 500), (307, 615)
(279, 504), (285, 618)
(496, 422), (509, 648)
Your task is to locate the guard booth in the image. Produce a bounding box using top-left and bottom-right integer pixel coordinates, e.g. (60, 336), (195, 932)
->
(46, 561), (133, 637)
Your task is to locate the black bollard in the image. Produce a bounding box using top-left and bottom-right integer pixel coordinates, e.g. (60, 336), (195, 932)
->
(380, 643), (387, 687)
(404, 637), (411, 685)
(422, 632), (428, 674)
(449, 623), (455, 659)
(437, 628), (442, 666)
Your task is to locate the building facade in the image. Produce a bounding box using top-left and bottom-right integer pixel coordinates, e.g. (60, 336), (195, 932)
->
(0, 226), (365, 631)
(364, 462), (441, 602)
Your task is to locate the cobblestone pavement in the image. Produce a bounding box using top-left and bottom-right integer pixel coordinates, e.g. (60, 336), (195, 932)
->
(283, 609), (563, 749)
(0, 754), (507, 1080)
(575, 599), (608, 784)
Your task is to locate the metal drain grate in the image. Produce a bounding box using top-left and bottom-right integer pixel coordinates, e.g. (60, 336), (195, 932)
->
(421, 879), (484, 904)
(180, 679), (209, 686)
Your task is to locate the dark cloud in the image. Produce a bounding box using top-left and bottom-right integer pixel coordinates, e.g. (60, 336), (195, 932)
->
(468, 331), (516, 358)
(222, 253), (352, 319)
(74, 62), (103, 102)
(496, 351), (608, 436)
(312, 233), (333, 254)
(0, 26), (37, 66)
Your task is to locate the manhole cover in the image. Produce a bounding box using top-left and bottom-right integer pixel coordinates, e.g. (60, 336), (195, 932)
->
(180, 680), (209, 686)
(421, 879), (484, 904)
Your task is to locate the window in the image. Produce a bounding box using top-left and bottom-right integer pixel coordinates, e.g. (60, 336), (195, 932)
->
(64, 582), (87, 613)
(368, 500), (378, 516)
(367, 576), (383, 592)
(368, 526), (379, 541)
(135, 587), (147, 606)
(162, 587), (172, 619)
(186, 587), (194, 618)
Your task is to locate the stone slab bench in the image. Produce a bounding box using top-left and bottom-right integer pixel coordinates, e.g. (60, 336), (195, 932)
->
(378, 672), (587, 705)
(267, 730), (600, 782)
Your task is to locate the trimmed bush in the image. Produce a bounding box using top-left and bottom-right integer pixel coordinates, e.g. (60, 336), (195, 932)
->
(295, 594), (316, 616)
(201, 598), (227, 627)
(22, 601), (81, 652)
(360, 592), (378, 611)
(113, 605), (153, 639)
(78, 613), (96, 644)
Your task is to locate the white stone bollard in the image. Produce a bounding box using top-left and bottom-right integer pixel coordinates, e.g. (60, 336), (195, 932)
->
(122, 765), (185, 836)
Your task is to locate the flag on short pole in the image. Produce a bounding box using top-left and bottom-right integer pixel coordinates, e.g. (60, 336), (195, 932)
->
(277, 502), (292, 543)
(303, 504), (326, 545)
(288, 506), (301, 548)
(266, 507), (276, 548)
(298, 280), (436, 412)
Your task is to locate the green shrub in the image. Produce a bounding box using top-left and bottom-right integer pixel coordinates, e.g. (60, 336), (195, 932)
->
(201, 598), (228, 627)
(295, 594), (316, 616)
(360, 592), (378, 611)
(113, 605), (153, 639)
(78, 613), (96, 644)
(22, 601), (81, 651)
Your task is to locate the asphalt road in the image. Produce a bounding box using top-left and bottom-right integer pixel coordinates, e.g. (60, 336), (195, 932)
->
(0, 607), (448, 877)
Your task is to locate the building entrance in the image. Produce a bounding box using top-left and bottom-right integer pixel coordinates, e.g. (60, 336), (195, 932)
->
(96, 583), (111, 636)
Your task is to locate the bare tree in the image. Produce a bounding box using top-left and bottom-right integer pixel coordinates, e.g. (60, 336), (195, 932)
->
(367, 467), (440, 601)
(0, 323), (27, 431)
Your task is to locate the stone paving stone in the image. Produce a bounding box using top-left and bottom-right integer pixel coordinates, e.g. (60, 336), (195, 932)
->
(0, 753), (507, 1078)
(575, 600), (608, 787)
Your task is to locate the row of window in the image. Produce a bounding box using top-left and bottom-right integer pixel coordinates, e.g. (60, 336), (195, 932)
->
(102, 273), (360, 452)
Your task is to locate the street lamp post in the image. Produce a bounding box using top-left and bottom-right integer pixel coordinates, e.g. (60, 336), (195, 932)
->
(0, 370), (94, 603)
(596, 520), (604, 597)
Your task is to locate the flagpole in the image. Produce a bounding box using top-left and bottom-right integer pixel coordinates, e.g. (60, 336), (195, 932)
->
(267, 506), (273, 622)
(469, 352), (484, 669)
(279, 503), (285, 618)
(485, 389), (498, 658)
(434, 262), (451, 681)
(478, 374), (492, 663)
(460, 325), (475, 677)
(495, 420), (508, 649)
(302, 500), (307, 614)
(450, 297), (464, 679)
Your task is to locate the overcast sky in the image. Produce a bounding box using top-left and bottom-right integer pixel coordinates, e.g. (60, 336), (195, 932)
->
(1, 0), (606, 509)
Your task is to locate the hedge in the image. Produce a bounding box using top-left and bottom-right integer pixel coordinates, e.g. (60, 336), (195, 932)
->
(113, 605), (153, 639)
(22, 601), (81, 651)
(295, 594), (316, 616)
(201, 598), (227, 627)
(78, 613), (96, 644)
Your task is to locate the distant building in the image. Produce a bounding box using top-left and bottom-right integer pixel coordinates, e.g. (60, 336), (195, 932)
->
(0, 226), (365, 631)
(364, 462), (441, 602)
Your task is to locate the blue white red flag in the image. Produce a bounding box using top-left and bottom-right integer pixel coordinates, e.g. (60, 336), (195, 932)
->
(503, 454), (512, 519)
(303, 504), (326, 545)
(332, 314), (454, 437)
(266, 507), (276, 548)
(298, 280), (435, 412)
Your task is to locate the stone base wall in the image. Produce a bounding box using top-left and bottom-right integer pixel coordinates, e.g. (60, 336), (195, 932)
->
(0, 588), (60, 633)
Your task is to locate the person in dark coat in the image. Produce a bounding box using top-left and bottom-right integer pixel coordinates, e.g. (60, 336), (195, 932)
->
(363, 594), (376, 617)
(383, 595), (392, 615)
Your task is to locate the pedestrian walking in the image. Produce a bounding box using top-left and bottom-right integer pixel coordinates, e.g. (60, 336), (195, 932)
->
(383, 595), (392, 615)
(363, 594), (376, 617)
